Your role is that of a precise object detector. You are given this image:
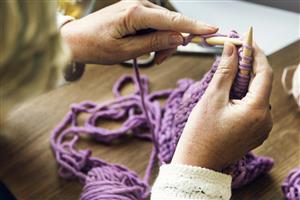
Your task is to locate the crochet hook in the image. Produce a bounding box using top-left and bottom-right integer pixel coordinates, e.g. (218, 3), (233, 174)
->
(240, 26), (253, 75)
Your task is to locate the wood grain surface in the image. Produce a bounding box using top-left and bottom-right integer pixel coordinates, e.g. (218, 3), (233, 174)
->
(0, 40), (299, 200)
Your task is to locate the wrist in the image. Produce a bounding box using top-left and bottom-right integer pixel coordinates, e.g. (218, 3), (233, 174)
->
(60, 21), (76, 60)
(60, 21), (86, 82)
(171, 138), (223, 171)
(60, 20), (88, 64)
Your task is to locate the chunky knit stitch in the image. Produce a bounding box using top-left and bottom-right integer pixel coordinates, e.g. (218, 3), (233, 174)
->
(282, 167), (300, 200)
(51, 31), (274, 199)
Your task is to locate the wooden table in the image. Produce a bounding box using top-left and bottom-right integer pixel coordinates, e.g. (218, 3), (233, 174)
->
(1, 41), (299, 200)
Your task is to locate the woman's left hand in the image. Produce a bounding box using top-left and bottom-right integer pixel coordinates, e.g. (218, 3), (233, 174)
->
(60, 0), (218, 65)
(172, 42), (273, 171)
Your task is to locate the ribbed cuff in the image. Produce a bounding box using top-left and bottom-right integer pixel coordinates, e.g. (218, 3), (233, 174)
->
(151, 164), (232, 200)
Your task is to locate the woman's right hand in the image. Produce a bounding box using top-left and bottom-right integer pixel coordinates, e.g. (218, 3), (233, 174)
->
(60, 0), (218, 65)
(172, 42), (273, 171)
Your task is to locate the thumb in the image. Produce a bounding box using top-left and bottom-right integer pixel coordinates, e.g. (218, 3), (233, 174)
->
(122, 31), (183, 58)
(206, 42), (238, 101)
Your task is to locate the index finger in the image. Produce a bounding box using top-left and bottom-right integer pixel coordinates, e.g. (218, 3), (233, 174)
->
(245, 43), (273, 107)
(138, 7), (218, 34)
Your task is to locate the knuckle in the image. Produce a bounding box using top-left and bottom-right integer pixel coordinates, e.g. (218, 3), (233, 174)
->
(252, 111), (265, 124)
(169, 11), (184, 23)
(121, 4), (142, 34)
(149, 33), (161, 50)
(243, 107), (273, 148)
(140, 0), (149, 4)
(126, 4), (141, 17)
(191, 18), (199, 27)
(246, 108), (264, 124)
(215, 63), (233, 77)
(248, 107), (272, 127)
(265, 66), (273, 78)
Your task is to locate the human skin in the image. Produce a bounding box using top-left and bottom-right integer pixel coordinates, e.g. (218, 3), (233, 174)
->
(172, 42), (273, 171)
(60, 0), (218, 65)
(61, 0), (273, 171)
(1, 0), (273, 171)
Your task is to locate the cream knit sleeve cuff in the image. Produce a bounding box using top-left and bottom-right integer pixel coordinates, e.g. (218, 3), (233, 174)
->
(151, 164), (232, 200)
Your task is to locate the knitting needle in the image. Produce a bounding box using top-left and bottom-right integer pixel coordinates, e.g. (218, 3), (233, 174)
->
(137, 29), (243, 46)
(181, 33), (243, 46)
(240, 26), (253, 75)
(190, 36), (243, 46)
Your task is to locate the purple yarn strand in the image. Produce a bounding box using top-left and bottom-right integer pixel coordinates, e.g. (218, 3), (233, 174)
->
(50, 31), (274, 199)
(282, 167), (300, 200)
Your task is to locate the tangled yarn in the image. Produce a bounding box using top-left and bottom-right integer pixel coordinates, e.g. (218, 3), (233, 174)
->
(282, 167), (300, 200)
(51, 31), (274, 199)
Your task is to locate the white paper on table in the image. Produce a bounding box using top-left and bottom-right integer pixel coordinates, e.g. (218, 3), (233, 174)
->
(170, 0), (300, 55)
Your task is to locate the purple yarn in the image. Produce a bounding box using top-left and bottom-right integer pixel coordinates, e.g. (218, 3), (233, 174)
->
(51, 31), (274, 199)
(282, 167), (300, 200)
(156, 57), (273, 188)
(51, 74), (168, 199)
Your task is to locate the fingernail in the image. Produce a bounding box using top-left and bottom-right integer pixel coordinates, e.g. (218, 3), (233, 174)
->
(206, 24), (219, 30)
(222, 42), (233, 57)
(199, 22), (218, 30)
(169, 34), (183, 46)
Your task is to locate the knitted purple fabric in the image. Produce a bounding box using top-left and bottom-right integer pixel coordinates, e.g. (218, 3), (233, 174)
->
(51, 31), (274, 199)
(282, 167), (300, 200)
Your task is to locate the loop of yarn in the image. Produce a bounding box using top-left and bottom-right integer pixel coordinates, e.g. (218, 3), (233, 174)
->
(282, 167), (300, 200)
(231, 45), (252, 99)
(81, 165), (150, 200)
(51, 31), (274, 199)
(51, 73), (171, 199)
